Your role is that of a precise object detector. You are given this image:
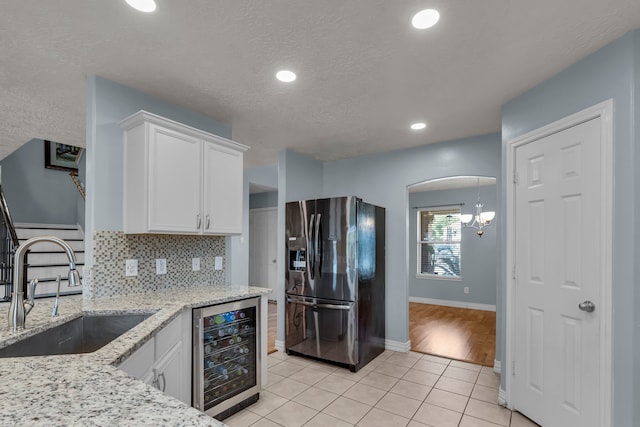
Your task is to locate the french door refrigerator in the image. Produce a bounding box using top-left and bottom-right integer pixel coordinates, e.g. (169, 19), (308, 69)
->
(285, 196), (385, 372)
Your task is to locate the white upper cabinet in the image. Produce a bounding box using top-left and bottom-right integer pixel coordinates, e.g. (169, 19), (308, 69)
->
(121, 111), (248, 235)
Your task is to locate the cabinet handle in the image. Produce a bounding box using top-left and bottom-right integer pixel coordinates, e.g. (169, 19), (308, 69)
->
(206, 214), (211, 230)
(158, 372), (167, 392)
(152, 368), (167, 392)
(196, 214), (201, 229)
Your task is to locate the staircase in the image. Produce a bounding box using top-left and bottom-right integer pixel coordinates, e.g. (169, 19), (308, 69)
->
(14, 223), (85, 297)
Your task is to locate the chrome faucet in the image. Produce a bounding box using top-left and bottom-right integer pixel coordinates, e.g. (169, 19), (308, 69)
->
(8, 236), (82, 331)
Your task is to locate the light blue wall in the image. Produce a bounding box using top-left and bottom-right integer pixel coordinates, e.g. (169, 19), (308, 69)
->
(85, 75), (231, 264)
(501, 31), (637, 427)
(409, 186), (497, 306)
(0, 138), (84, 225)
(76, 149), (86, 232)
(321, 134), (501, 346)
(250, 191), (278, 209)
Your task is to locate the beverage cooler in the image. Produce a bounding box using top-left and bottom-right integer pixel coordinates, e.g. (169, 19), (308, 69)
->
(192, 297), (261, 419)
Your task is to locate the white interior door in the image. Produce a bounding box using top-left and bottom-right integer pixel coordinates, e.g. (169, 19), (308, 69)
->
(512, 117), (606, 427)
(249, 208), (277, 299)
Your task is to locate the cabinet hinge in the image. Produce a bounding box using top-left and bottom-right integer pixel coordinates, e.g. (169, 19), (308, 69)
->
(513, 171), (519, 185)
(512, 265), (516, 280)
(512, 360), (516, 375)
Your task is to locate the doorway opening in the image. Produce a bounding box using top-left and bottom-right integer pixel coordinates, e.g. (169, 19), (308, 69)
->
(248, 183), (278, 354)
(407, 176), (498, 367)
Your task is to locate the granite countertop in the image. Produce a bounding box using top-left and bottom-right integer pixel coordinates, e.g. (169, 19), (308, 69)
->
(0, 284), (270, 427)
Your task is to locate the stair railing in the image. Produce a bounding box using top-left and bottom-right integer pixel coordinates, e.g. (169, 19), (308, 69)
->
(0, 184), (19, 301)
(69, 171), (86, 201)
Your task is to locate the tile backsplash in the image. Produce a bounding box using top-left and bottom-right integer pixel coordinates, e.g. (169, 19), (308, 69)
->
(84, 231), (226, 299)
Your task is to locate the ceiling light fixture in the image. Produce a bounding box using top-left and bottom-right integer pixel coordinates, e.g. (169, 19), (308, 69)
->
(460, 178), (496, 237)
(412, 9), (440, 29)
(411, 122), (427, 130)
(276, 70), (297, 83)
(125, 0), (157, 13)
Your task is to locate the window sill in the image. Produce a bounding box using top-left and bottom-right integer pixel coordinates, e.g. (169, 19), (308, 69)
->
(416, 274), (463, 282)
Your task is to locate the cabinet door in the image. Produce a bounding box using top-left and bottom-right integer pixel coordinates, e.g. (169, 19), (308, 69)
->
(148, 124), (202, 233)
(203, 141), (243, 234)
(154, 341), (189, 404)
(118, 338), (154, 379)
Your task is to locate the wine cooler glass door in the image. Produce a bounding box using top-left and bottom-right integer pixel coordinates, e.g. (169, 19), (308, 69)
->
(193, 297), (260, 415)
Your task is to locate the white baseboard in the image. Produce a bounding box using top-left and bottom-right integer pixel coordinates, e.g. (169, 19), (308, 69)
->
(498, 387), (507, 407)
(493, 359), (501, 374)
(274, 340), (285, 352)
(385, 339), (411, 352)
(409, 296), (496, 312)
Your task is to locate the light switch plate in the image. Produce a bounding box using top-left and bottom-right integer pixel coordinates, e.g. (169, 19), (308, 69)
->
(214, 256), (223, 271)
(156, 258), (167, 275)
(464, 287), (469, 294)
(125, 259), (138, 277)
(192, 257), (200, 271)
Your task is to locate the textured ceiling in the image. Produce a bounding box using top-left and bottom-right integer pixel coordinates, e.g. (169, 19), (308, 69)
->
(2, 1), (640, 167)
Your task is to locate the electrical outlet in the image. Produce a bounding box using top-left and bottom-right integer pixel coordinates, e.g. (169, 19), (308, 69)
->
(464, 287), (469, 294)
(156, 258), (167, 275)
(192, 257), (200, 271)
(214, 256), (223, 271)
(125, 259), (138, 277)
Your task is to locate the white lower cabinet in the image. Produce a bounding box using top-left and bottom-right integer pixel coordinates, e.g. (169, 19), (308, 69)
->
(152, 341), (185, 400)
(118, 310), (191, 404)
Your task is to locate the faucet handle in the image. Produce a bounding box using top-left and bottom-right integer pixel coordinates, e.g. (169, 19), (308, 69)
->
(24, 278), (38, 316)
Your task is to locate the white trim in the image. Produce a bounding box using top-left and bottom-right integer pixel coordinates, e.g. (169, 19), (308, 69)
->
(274, 340), (285, 353)
(493, 359), (501, 374)
(505, 99), (613, 425)
(415, 274), (463, 282)
(14, 222), (80, 229)
(409, 296), (496, 312)
(498, 387), (507, 406)
(249, 207), (277, 213)
(385, 339), (411, 352)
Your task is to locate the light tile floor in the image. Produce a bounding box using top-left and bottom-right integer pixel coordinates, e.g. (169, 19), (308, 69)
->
(224, 350), (540, 427)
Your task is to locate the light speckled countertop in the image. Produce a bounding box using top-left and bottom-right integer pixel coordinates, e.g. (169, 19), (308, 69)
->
(0, 284), (270, 427)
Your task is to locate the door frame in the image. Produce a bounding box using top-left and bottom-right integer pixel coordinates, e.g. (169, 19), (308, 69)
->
(505, 100), (613, 426)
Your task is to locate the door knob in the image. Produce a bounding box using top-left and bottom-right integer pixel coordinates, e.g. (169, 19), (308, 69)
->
(578, 300), (596, 313)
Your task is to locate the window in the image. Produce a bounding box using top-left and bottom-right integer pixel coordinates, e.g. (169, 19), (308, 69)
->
(417, 207), (461, 278)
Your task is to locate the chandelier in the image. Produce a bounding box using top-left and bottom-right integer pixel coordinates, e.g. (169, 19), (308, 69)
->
(460, 179), (495, 237)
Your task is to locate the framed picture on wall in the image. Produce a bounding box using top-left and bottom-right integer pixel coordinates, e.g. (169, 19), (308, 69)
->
(44, 140), (84, 172)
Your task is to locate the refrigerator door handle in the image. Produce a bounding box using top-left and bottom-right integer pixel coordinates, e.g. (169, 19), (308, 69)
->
(315, 214), (322, 279)
(308, 213), (316, 280)
(286, 296), (352, 310)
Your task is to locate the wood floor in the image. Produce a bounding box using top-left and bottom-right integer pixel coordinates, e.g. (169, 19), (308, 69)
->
(409, 302), (496, 366)
(268, 301), (496, 365)
(267, 301), (277, 354)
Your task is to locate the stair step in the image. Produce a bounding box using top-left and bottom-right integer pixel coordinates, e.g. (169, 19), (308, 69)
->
(17, 240), (85, 252)
(16, 228), (84, 240)
(33, 281), (82, 297)
(26, 265), (84, 282)
(14, 223), (81, 230)
(27, 252), (85, 265)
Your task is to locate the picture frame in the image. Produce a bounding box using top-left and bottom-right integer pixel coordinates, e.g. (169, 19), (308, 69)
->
(44, 140), (84, 172)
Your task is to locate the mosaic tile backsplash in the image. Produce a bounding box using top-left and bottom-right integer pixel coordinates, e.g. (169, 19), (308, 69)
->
(84, 231), (226, 299)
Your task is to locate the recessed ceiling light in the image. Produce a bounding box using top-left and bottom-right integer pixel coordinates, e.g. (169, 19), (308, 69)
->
(125, 0), (157, 13)
(411, 122), (427, 130)
(276, 70), (297, 83)
(412, 9), (440, 29)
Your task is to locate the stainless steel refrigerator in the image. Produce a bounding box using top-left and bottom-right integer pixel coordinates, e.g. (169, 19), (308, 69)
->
(285, 196), (385, 372)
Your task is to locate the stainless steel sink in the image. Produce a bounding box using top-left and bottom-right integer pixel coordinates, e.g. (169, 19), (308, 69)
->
(0, 313), (153, 358)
